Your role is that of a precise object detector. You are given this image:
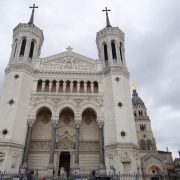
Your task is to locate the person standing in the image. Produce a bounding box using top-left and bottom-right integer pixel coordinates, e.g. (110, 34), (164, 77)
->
(36, 169), (38, 178)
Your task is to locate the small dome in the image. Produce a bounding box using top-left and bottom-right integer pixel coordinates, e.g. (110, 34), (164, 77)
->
(132, 90), (145, 108)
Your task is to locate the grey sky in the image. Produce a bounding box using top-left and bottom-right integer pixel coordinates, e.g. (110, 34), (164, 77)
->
(0, 0), (180, 158)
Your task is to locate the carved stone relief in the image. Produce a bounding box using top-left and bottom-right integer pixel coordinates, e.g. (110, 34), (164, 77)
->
(0, 152), (5, 162)
(120, 152), (131, 163)
(30, 141), (51, 151)
(80, 141), (99, 151)
(40, 56), (97, 72)
(29, 94), (103, 118)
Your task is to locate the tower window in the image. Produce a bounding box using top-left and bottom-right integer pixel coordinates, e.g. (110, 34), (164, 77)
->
(134, 112), (137, 117)
(111, 41), (117, 60)
(20, 38), (26, 56)
(139, 111), (143, 116)
(119, 42), (123, 62)
(29, 40), (35, 58)
(103, 43), (108, 62)
(140, 124), (146, 131)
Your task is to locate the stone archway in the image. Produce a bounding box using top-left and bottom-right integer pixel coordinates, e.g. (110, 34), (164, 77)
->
(148, 165), (164, 180)
(79, 108), (100, 173)
(55, 107), (75, 175)
(28, 107), (52, 175)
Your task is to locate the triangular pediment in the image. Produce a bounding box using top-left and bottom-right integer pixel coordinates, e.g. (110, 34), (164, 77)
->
(142, 151), (165, 163)
(39, 50), (98, 72)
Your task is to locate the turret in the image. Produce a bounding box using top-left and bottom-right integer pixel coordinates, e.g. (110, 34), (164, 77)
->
(96, 7), (127, 70)
(98, 8), (140, 174)
(132, 82), (157, 151)
(0, 5), (43, 172)
(9, 4), (44, 64)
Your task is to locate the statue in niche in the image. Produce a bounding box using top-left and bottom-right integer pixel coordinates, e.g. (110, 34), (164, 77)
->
(42, 116), (49, 124)
(65, 61), (73, 69)
(85, 117), (92, 125)
(64, 117), (70, 125)
(0, 152), (5, 162)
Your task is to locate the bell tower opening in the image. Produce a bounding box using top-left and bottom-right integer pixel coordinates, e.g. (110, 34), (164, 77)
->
(59, 151), (70, 176)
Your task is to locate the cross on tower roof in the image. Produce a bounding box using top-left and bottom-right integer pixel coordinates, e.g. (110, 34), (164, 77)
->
(102, 7), (111, 27)
(28, 3), (38, 24)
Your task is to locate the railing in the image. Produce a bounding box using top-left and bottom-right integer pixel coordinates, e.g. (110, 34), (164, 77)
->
(0, 171), (21, 179)
(54, 173), (180, 180)
(0, 172), (180, 180)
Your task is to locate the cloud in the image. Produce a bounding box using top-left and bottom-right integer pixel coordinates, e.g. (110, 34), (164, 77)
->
(0, 0), (180, 158)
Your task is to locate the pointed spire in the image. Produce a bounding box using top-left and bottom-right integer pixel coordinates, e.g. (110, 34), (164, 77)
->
(102, 7), (112, 27)
(28, 4), (38, 24)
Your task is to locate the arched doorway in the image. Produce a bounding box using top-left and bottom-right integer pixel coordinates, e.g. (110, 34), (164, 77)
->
(80, 108), (100, 173)
(148, 165), (163, 180)
(56, 108), (75, 175)
(28, 107), (52, 174)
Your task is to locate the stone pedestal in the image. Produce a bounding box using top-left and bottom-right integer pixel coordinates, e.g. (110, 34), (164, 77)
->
(72, 163), (80, 175)
(99, 163), (106, 174)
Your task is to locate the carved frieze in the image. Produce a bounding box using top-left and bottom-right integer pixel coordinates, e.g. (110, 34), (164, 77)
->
(80, 141), (99, 151)
(30, 141), (51, 151)
(40, 56), (97, 72)
(57, 137), (74, 149)
(29, 94), (103, 117)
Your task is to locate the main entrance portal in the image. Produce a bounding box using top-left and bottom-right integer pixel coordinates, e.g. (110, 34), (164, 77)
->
(59, 152), (70, 175)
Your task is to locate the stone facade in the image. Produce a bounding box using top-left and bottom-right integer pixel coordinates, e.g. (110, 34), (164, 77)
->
(0, 9), (174, 177)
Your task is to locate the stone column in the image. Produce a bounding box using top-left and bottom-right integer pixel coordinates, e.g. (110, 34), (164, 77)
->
(70, 82), (73, 93)
(48, 122), (57, 167)
(77, 82), (80, 93)
(90, 82), (94, 93)
(84, 82), (87, 93)
(42, 81), (45, 92)
(63, 82), (67, 93)
(73, 120), (81, 174)
(75, 123), (80, 164)
(98, 121), (106, 174)
(56, 82), (60, 93)
(47, 120), (58, 176)
(21, 120), (34, 169)
(49, 82), (53, 92)
(115, 42), (120, 63)
(24, 39), (31, 60)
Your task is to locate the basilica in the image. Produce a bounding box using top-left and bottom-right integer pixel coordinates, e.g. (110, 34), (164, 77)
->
(0, 5), (174, 177)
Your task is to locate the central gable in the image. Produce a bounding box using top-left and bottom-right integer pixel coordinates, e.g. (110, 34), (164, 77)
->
(39, 50), (97, 72)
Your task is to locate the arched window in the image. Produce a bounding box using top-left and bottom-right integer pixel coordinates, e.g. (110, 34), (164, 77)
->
(119, 42), (123, 62)
(37, 80), (42, 92)
(93, 81), (99, 93)
(20, 38), (26, 56)
(134, 111), (137, 117)
(13, 40), (17, 57)
(140, 124), (146, 131)
(103, 43), (108, 62)
(29, 40), (35, 58)
(111, 41), (117, 60)
(139, 139), (146, 150)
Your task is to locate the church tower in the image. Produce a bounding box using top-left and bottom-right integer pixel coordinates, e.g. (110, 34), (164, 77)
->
(132, 83), (157, 154)
(0, 5), (43, 172)
(96, 8), (140, 173)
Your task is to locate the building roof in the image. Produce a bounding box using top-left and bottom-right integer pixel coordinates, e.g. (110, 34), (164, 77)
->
(132, 89), (146, 108)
